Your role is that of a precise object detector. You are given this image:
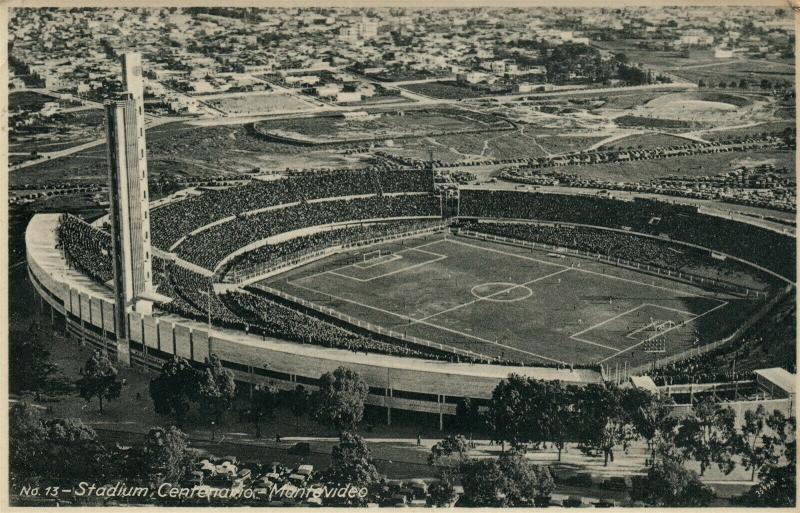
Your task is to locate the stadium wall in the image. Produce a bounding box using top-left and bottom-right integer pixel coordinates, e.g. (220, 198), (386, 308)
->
(27, 213), (602, 429)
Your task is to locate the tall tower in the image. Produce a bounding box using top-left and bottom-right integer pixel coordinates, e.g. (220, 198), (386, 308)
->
(105, 52), (154, 365)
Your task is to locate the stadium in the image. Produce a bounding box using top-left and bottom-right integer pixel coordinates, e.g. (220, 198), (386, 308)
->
(27, 161), (796, 427)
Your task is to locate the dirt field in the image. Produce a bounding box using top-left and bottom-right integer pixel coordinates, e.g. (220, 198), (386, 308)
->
(205, 93), (314, 115)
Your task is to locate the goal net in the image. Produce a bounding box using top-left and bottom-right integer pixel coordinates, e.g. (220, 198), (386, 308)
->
(362, 249), (389, 262)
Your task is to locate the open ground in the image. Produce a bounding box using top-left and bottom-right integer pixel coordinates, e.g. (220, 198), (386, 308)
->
(264, 233), (763, 369)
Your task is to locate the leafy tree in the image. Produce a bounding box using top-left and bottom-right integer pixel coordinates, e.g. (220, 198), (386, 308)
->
(249, 382), (279, 439)
(314, 367), (368, 434)
(9, 329), (58, 393)
(575, 384), (640, 466)
(149, 357), (199, 422)
(675, 397), (738, 475)
(530, 380), (574, 461)
(739, 405), (770, 481)
(9, 401), (47, 487)
(42, 417), (110, 485)
(630, 392), (677, 466)
(139, 426), (193, 487)
(631, 457), (716, 506)
(498, 450), (537, 506)
(456, 397), (484, 434)
(428, 435), (469, 474)
(323, 432), (379, 506)
(486, 374), (528, 448)
(286, 384), (310, 433)
(426, 477), (457, 507)
(736, 410), (797, 507)
(195, 355), (236, 440)
(77, 351), (123, 413)
(460, 458), (507, 506)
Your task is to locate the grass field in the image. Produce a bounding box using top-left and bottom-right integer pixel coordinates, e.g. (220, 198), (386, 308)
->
(265, 233), (760, 368)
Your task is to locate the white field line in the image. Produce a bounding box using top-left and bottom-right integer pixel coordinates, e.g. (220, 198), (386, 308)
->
(569, 335), (624, 352)
(411, 268), (572, 325)
(598, 300), (730, 363)
(294, 237), (446, 283)
(353, 253), (402, 269)
(571, 304), (648, 338)
(287, 280), (567, 365)
(329, 253), (447, 282)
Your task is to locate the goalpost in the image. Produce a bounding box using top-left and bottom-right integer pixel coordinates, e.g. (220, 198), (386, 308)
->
(362, 249), (390, 263)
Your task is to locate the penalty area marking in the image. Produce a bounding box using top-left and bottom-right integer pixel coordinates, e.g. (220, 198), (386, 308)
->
(287, 280), (568, 365)
(353, 253), (402, 269)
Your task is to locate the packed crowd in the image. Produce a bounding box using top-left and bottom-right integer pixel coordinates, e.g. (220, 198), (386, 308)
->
(459, 190), (796, 281)
(222, 290), (449, 360)
(455, 221), (706, 272)
(221, 220), (442, 278)
(56, 214), (114, 284)
(501, 162), (795, 213)
(151, 168), (434, 249)
(176, 194), (440, 270)
(648, 292), (796, 386)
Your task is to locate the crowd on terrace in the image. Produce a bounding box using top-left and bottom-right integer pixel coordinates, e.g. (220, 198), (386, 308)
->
(220, 220), (442, 279)
(459, 190), (796, 281)
(151, 168), (433, 249)
(647, 292), (796, 386)
(176, 195), (440, 270)
(56, 214), (113, 284)
(454, 221), (707, 272)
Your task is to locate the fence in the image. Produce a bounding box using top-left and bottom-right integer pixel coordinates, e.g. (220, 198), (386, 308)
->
(225, 222), (448, 284)
(254, 284), (497, 363)
(453, 228), (765, 298)
(626, 285), (791, 376)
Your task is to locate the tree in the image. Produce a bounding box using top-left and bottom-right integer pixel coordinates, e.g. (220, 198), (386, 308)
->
(530, 380), (574, 461)
(631, 457), (716, 506)
(428, 435), (469, 474)
(460, 458), (507, 506)
(675, 397), (738, 476)
(486, 374), (528, 448)
(323, 432), (379, 506)
(456, 397), (483, 434)
(41, 417), (109, 485)
(77, 351), (123, 413)
(249, 382), (279, 439)
(698, 79), (706, 88)
(9, 401), (47, 488)
(314, 367), (368, 435)
(140, 426), (193, 487)
(195, 355), (236, 440)
(286, 384), (310, 433)
(497, 450), (538, 506)
(739, 405), (770, 481)
(9, 329), (58, 393)
(149, 357), (200, 422)
(630, 392), (677, 466)
(575, 384), (640, 466)
(426, 477), (457, 507)
(736, 410), (797, 507)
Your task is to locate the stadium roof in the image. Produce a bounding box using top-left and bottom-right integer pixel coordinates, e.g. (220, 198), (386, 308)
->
(754, 368), (795, 396)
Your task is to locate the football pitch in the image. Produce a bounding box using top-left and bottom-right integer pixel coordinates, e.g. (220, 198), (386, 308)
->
(263, 233), (755, 368)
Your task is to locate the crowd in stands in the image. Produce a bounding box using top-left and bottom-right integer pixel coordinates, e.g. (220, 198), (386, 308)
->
(501, 162), (795, 213)
(176, 194), (440, 270)
(648, 292), (796, 386)
(459, 190), (796, 281)
(222, 290), (447, 360)
(221, 220), (441, 279)
(56, 214), (114, 284)
(455, 221), (707, 272)
(151, 168), (433, 249)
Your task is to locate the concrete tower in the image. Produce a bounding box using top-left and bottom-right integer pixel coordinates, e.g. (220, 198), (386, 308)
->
(105, 52), (154, 365)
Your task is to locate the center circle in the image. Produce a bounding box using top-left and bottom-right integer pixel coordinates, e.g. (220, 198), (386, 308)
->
(470, 282), (533, 302)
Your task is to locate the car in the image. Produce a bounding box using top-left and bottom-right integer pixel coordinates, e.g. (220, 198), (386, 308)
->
(289, 442), (311, 455)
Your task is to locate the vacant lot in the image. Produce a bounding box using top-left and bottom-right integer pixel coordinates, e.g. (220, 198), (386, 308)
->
(10, 90), (80, 112)
(270, 233), (754, 368)
(255, 108), (512, 144)
(205, 93), (313, 115)
(701, 121), (795, 141)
